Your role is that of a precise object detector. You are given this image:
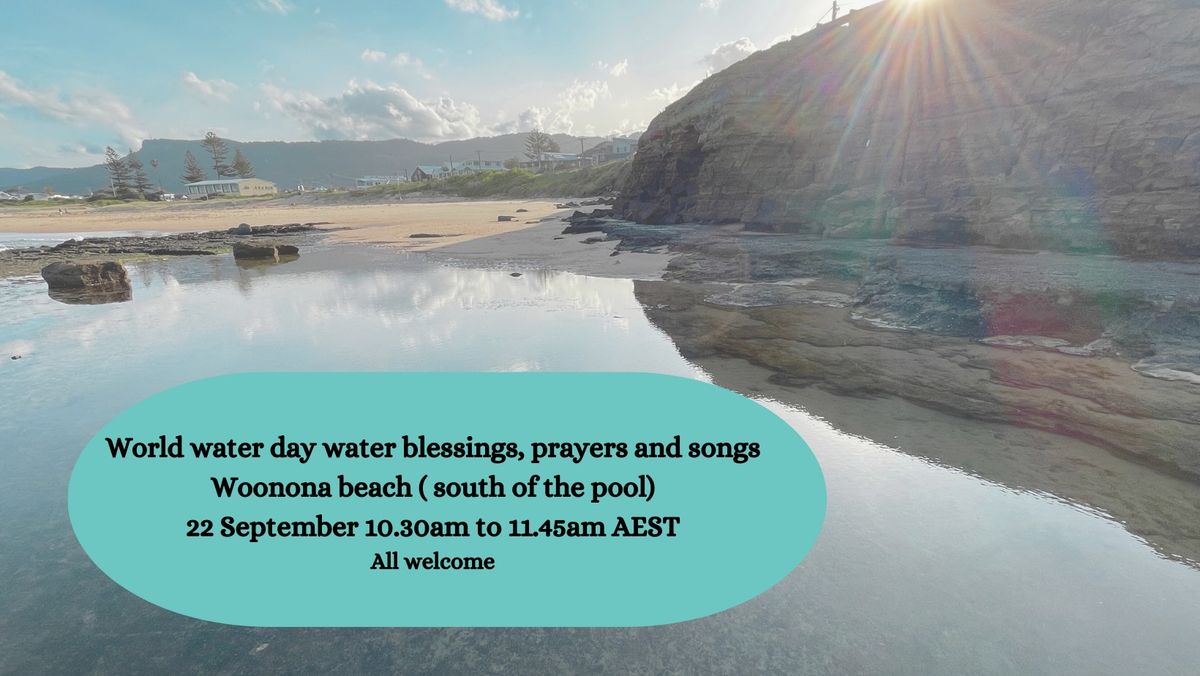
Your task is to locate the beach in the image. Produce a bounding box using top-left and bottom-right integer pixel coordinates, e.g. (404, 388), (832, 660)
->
(0, 198), (563, 251)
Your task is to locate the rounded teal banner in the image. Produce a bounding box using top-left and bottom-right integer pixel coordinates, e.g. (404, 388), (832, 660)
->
(68, 372), (825, 627)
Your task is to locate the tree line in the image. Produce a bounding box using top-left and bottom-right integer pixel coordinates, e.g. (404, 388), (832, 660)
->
(102, 131), (256, 198)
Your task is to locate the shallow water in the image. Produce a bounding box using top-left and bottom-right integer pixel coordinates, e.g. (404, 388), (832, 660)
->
(0, 230), (166, 251)
(2, 244), (1199, 675)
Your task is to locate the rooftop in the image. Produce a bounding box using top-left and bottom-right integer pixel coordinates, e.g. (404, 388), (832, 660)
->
(185, 178), (270, 186)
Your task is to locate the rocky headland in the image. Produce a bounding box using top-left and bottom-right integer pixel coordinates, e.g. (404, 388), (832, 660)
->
(602, 0), (1200, 560)
(618, 0), (1200, 257)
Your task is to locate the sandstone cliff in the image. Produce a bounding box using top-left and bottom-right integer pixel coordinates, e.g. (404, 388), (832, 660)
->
(618, 0), (1200, 257)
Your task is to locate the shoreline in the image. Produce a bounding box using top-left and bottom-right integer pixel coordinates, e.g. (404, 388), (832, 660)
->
(0, 197), (564, 245)
(0, 199), (573, 278)
(7, 199), (1200, 567)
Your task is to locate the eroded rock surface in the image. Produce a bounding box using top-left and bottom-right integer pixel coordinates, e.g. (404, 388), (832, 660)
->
(618, 0), (1200, 258)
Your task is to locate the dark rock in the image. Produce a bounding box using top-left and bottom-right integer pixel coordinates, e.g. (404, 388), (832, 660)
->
(275, 245), (300, 256)
(516, 208), (529, 213)
(10, 355), (21, 360)
(232, 243), (278, 260)
(48, 287), (132, 305)
(582, 237), (606, 245)
(230, 223), (253, 235)
(562, 221), (607, 235)
(498, 215), (517, 222)
(510, 272), (523, 277)
(41, 261), (130, 291)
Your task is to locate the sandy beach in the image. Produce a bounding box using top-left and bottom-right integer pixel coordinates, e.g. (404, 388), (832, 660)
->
(0, 199), (563, 250)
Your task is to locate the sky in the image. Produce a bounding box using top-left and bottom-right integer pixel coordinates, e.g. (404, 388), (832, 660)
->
(0, 0), (874, 168)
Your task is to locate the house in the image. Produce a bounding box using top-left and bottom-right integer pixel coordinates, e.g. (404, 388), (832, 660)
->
(518, 152), (587, 171)
(454, 158), (506, 173)
(411, 165), (452, 181)
(184, 178), (278, 197)
(610, 136), (638, 159)
(583, 136), (639, 163)
(355, 175), (408, 188)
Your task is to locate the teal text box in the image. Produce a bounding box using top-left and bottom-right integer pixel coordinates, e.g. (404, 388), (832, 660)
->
(68, 373), (825, 627)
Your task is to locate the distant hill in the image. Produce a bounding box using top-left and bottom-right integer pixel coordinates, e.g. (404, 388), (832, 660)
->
(0, 133), (610, 194)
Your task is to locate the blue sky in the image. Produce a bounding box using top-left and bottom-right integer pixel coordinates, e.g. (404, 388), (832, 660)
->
(0, 0), (873, 168)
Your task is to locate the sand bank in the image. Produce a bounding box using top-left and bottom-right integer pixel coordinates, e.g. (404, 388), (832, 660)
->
(0, 199), (561, 251)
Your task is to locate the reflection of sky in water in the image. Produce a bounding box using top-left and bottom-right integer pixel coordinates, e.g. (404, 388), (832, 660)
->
(0, 230), (166, 251)
(2, 245), (1200, 675)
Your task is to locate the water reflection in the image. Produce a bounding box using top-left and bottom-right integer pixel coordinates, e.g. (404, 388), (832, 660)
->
(2, 245), (1200, 675)
(46, 287), (133, 306)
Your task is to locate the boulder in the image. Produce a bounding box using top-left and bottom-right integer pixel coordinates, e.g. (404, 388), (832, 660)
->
(230, 223), (253, 235)
(41, 261), (129, 291)
(232, 243), (279, 260)
(275, 245), (300, 256)
(498, 215), (517, 222)
(562, 220), (607, 235)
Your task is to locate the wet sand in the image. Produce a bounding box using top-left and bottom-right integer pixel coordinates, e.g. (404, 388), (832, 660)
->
(0, 199), (561, 251)
(431, 218), (670, 280)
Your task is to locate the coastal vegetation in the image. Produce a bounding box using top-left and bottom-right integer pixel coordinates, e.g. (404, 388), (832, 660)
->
(354, 161), (631, 200)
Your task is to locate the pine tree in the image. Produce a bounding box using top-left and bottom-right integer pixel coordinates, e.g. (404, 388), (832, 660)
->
(524, 130), (560, 163)
(104, 146), (132, 197)
(200, 132), (236, 178)
(232, 148), (255, 178)
(126, 152), (153, 196)
(181, 150), (207, 184)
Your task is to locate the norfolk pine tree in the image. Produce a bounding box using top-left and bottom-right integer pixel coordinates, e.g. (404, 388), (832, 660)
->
(181, 150), (207, 184)
(232, 148), (255, 178)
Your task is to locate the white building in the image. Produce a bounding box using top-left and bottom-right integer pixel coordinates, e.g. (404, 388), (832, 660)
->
(454, 159), (506, 173)
(184, 178), (277, 197)
(611, 136), (638, 158)
(518, 152), (587, 171)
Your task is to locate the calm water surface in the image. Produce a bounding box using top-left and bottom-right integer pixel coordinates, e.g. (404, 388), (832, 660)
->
(2, 244), (1199, 675)
(0, 230), (166, 251)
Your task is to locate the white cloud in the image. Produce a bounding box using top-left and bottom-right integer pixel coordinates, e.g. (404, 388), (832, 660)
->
(648, 83), (690, 104)
(0, 70), (144, 149)
(702, 37), (757, 74)
(608, 119), (646, 138)
(361, 49), (387, 63)
(254, 0), (293, 14)
(596, 59), (628, 77)
(182, 72), (237, 102)
(545, 79), (610, 133)
(699, 0), (722, 9)
(391, 52), (432, 79)
(261, 81), (488, 141)
(444, 0), (518, 21)
(559, 80), (610, 115)
(492, 78), (611, 135)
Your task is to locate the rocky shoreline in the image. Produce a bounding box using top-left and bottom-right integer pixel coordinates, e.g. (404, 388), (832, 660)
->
(0, 223), (325, 279)
(592, 218), (1200, 473)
